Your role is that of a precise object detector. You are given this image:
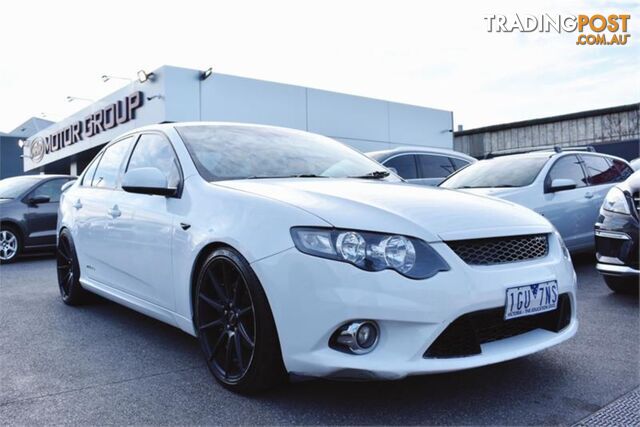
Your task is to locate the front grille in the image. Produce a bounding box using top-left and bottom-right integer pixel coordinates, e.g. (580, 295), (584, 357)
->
(633, 191), (639, 214)
(424, 294), (571, 358)
(446, 234), (548, 265)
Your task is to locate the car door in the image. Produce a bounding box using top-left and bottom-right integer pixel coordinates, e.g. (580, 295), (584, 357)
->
(580, 154), (633, 247)
(22, 178), (73, 248)
(539, 155), (592, 250)
(75, 136), (136, 287)
(414, 154), (458, 186)
(382, 154), (419, 183)
(107, 132), (182, 309)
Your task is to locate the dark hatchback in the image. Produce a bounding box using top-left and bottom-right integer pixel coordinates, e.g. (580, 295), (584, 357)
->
(595, 170), (640, 294)
(0, 175), (75, 263)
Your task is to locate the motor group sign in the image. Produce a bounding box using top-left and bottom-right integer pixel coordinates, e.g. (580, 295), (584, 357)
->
(29, 91), (144, 163)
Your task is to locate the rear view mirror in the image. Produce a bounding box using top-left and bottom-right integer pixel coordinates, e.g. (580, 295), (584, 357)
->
(122, 167), (177, 197)
(27, 195), (50, 205)
(549, 178), (577, 193)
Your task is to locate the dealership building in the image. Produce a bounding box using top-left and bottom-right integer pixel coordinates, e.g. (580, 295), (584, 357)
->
(454, 103), (640, 160)
(14, 65), (453, 176)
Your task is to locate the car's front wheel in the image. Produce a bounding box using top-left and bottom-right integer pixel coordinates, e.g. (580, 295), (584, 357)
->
(194, 247), (286, 394)
(604, 275), (639, 295)
(57, 229), (89, 305)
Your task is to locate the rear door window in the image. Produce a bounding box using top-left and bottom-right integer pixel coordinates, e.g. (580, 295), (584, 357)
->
(610, 159), (634, 182)
(581, 155), (618, 186)
(81, 154), (102, 186)
(383, 155), (418, 179)
(417, 155), (455, 178)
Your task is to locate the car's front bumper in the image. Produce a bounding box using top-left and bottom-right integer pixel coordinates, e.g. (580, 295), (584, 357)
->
(251, 233), (578, 380)
(595, 209), (639, 277)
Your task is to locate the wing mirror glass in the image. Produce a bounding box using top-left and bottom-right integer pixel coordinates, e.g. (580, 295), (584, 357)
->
(549, 178), (577, 193)
(122, 167), (177, 197)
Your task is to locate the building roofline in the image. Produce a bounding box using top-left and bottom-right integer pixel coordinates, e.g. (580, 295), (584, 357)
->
(454, 102), (640, 136)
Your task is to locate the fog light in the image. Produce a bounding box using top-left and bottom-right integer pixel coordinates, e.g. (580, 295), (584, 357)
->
(332, 320), (379, 354)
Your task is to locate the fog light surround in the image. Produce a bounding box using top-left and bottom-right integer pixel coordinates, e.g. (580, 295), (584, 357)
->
(331, 320), (379, 355)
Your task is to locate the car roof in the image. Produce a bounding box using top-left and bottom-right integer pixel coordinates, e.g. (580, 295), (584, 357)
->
(366, 146), (476, 161)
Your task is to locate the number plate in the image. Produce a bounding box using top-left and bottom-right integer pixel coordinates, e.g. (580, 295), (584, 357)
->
(504, 281), (558, 320)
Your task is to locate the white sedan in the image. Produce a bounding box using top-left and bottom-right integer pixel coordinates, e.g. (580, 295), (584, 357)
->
(57, 123), (578, 393)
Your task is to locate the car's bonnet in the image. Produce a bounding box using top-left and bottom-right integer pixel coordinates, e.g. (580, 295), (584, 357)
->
(215, 179), (552, 241)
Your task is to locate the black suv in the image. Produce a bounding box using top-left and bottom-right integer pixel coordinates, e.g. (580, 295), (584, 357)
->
(595, 170), (639, 294)
(0, 175), (75, 263)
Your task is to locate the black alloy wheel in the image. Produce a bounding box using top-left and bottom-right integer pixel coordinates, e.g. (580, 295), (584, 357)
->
(57, 230), (88, 305)
(195, 247), (285, 393)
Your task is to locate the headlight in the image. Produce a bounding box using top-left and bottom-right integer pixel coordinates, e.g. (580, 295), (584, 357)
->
(602, 187), (631, 215)
(290, 227), (450, 279)
(553, 229), (571, 260)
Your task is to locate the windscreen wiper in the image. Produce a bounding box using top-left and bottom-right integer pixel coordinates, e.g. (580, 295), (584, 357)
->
(246, 174), (328, 179)
(349, 170), (390, 179)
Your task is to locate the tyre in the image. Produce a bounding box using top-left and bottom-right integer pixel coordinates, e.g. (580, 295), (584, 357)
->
(57, 229), (89, 305)
(604, 275), (639, 295)
(0, 225), (21, 263)
(194, 247), (286, 394)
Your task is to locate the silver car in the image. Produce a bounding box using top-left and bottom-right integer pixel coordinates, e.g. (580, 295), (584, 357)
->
(367, 147), (476, 186)
(440, 150), (634, 252)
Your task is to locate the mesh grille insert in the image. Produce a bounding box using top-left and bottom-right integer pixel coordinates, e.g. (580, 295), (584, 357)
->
(446, 234), (548, 265)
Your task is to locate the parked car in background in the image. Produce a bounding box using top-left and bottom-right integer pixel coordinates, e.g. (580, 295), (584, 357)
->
(595, 170), (639, 294)
(0, 175), (76, 262)
(367, 147), (476, 186)
(57, 123), (577, 393)
(440, 150), (634, 252)
(629, 157), (640, 171)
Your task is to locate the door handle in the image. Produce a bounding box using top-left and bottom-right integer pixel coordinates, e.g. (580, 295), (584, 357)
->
(72, 199), (82, 209)
(107, 205), (121, 218)
(584, 192), (594, 199)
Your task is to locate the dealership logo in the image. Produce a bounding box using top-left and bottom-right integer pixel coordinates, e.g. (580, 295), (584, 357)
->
(484, 13), (631, 46)
(28, 91), (144, 163)
(30, 137), (46, 163)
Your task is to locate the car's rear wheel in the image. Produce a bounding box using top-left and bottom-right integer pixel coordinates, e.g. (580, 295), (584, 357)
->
(195, 247), (285, 394)
(604, 275), (639, 295)
(57, 229), (89, 305)
(0, 226), (21, 263)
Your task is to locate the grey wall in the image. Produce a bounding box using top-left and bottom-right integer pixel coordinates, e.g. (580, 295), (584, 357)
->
(1, 136), (26, 178)
(455, 106), (640, 160)
(200, 72), (453, 153)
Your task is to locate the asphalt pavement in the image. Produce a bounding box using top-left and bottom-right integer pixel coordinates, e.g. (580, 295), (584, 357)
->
(0, 253), (638, 425)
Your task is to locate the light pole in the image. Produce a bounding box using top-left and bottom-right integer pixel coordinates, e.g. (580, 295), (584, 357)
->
(66, 96), (95, 103)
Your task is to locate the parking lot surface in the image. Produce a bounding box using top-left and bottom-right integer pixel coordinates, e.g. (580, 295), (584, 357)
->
(0, 253), (638, 425)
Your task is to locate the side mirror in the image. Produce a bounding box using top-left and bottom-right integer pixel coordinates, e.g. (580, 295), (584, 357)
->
(386, 166), (398, 175)
(27, 195), (50, 205)
(548, 178), (577, 193)
(122, 167), (177, 197)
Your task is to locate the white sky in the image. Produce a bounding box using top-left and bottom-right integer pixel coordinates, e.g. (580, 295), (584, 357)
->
(1, 0), (638, 133)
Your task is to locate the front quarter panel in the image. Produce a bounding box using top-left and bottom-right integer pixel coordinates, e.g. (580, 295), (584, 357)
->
(171, 176), (331, 334)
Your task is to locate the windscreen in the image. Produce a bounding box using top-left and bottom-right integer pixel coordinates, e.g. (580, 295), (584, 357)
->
(0, 176), (41, 199)
(176, 125), (391, 181)
(440, 155), (549, 188)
